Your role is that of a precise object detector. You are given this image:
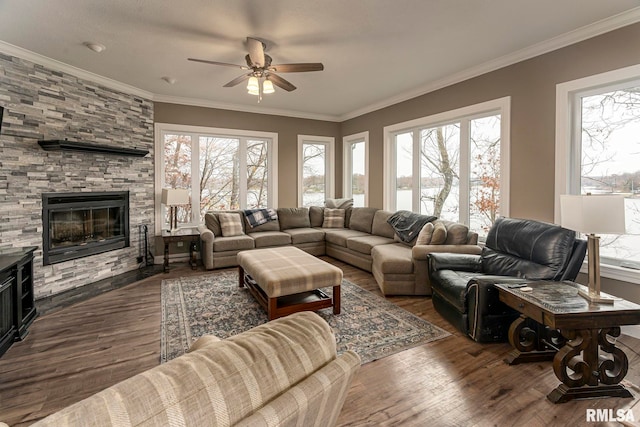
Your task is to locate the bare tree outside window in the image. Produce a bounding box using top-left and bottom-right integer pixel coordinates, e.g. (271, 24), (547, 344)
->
(164, 134), (192, 226)
(420, 125), (460, 219)
(301, 143), (326, 206)
(470, 115), (501, 232)
(580, 87), (640, 267)
(247, 140), (269, 208)
(199, 137), (240, 215)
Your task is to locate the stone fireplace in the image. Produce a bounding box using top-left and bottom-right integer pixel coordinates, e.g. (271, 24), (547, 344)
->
(42, 192), (130, 265)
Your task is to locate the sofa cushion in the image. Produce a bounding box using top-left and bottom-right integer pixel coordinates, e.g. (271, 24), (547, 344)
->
(323, 208), (346, 228)
(371, 210), (396, 239)
(309, 206), (325, 227)
(416, 222), (435, 245)
(213, 235), (255, 252)
(444, 222), (470, 245)
(248, 231), (292, 248)
(348, 207), (378, 233)
(219, 213), (245, 237)
(325, 197), (354, 209)
(371, 243), (413, 274)
(346, 235), (395, 255)
(285, 228), (325, 244)
(248, 218), (281, 233)
(205, 210), (247, 236)
(278, 207), (311, 229)
(430, 221), (448, 244)
(324, 229), (370, 247)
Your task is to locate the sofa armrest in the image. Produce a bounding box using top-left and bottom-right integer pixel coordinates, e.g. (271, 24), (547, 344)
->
(237, 350), (361, 427)
(412, 244), (482, 261)
(428, 252), (482, 273)
(197, 224), (215, 270)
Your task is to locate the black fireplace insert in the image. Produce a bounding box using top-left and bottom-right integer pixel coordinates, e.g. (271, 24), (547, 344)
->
(42, 191), (130, 265)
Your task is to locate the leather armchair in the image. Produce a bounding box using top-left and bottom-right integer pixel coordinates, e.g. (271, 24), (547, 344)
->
(428, 217), (587, 342)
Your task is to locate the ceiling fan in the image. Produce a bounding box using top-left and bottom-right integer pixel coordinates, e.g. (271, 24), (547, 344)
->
(188, 37), (324, 98)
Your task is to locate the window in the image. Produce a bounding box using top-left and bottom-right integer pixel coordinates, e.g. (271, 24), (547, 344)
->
(343, 132), (369, 207)
(298, 135), (334, 207)
(155, 124), (278, 232)
(555, 65), (640, 281)
(383, 97), (510, 236)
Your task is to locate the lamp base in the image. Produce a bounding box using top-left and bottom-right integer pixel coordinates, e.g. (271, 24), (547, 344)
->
(578, 289), (615, 304)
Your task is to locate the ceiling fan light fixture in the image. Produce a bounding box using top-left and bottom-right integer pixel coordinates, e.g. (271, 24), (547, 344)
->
(263, 79), (275, 94)
(247, 76), (259, 94)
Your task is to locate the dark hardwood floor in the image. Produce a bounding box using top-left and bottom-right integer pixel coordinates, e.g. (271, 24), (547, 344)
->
(1, 258), (639, 426)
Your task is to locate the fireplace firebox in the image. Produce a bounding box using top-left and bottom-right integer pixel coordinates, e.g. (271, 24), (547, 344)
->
(42, 191), (130, 265)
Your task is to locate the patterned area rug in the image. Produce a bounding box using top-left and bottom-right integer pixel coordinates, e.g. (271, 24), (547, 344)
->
(161, 269), (450, 364)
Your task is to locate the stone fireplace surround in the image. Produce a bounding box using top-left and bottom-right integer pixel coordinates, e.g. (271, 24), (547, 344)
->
(0, 51), (155, 300)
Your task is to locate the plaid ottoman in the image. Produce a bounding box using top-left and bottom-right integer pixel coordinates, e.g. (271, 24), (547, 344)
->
(237, 246), (342, 320)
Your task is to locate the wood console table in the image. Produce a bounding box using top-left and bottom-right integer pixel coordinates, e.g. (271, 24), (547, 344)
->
(496, 281), (640, 403)
(161, 228), (200, 273)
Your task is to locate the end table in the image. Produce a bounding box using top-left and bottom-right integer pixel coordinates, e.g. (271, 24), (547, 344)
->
(496, 281), (640, 403)
(161, 227), (200, 272)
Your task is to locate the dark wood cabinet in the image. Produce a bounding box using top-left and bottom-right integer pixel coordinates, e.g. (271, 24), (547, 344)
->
(0, 247), (37, 357)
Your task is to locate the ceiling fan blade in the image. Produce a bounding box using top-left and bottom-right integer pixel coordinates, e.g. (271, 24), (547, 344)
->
(223, 73), (252, 87)
(268, 73), (296, 92)
(270, 63), (324, 73)
(247, 37), (265, 68)
(188, 58), (247, 69)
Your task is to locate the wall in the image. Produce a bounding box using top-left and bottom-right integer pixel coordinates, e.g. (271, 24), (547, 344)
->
(154, 103), (341, 208)
(0, 52), (154, 298)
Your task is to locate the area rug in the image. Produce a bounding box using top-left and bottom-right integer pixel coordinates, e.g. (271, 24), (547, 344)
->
(161, 270), (450, 364)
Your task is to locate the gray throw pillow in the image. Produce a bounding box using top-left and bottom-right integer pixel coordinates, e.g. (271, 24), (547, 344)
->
(415, 222), (435, 245)
(445, 223), (470, 245)
(218, 213), (245, 237)
(430, 220), (448, 244)
(325, 198), (354, 209)
(322, 208), (345, 228)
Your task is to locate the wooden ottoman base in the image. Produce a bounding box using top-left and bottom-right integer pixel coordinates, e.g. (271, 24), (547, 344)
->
(239, 266), (341, 320)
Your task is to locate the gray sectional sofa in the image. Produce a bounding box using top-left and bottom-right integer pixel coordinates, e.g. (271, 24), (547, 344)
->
(198, 206), (481, 296)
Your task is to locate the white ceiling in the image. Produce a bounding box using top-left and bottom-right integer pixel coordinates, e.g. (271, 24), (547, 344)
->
(1, 1), (639, 121)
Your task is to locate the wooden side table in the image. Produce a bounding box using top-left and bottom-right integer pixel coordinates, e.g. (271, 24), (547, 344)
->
(496, 281), (640, 403)
(161, 228), (200, 272)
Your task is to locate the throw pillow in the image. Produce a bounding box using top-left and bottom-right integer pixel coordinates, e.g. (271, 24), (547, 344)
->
(325, 198), (354, 209)
(415, 222), (435, 245)
(444, 223), (469, 245)
(430, 220), (448, 245)
(322, 208), (346, 228)
(218, 213), (244, 237)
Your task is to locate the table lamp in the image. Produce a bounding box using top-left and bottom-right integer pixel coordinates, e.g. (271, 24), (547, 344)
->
(560, 194), (626, 304)
(161, 188), (190, 231)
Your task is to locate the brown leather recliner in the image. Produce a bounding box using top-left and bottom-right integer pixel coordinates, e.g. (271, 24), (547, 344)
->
(428, 217), (587, 342)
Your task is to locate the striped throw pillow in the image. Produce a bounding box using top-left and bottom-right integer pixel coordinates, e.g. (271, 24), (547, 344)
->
(322, 208), (345, 228)
(219, 213), (245, 237)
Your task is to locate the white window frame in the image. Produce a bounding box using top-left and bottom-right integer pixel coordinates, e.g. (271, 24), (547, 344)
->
(382, 97), (511, 226)
(154, 123), (278, 234)
(297, 135), (335, 207)
(343, 131), (369, 206)
(555, 64), (640, 285)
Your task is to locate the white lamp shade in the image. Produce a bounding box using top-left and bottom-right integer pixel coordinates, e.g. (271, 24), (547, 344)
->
(263, 79), (275, 94)
(161, 188), (190, 206)
(560, 194), (626, 235)
(247, 76), (259, 95)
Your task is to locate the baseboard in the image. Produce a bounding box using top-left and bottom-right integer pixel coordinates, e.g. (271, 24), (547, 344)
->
(621, 325), (640, 340)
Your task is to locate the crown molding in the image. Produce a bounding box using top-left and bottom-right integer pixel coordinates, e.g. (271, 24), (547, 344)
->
(0, 40), (154, 101)
(339, 6), (640, 121)
(152, 94), (341, 122)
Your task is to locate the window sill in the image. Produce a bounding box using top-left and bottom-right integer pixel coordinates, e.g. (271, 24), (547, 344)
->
(580, 263), (640, 286)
